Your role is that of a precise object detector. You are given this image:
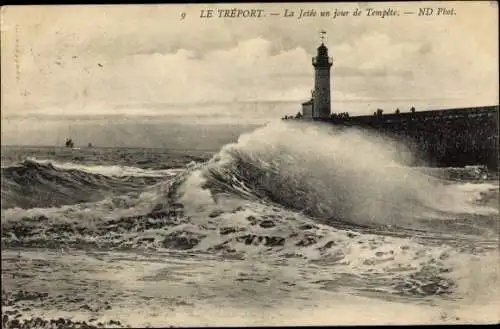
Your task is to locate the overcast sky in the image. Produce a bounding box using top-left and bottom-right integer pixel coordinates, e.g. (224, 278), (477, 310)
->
(1, 2), (498, 147)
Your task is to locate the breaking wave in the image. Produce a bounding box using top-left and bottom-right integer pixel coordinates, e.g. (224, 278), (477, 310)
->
(202, 122), (497, 226)
(0, 159), (176, 209)
(23, 157), (183, 178)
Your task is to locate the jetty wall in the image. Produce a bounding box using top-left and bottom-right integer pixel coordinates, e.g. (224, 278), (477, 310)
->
(326, 105), (499, 170)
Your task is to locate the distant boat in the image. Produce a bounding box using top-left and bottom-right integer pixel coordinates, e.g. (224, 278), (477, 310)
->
(88, 142), (93, 148)
(65, 137), (74, 148)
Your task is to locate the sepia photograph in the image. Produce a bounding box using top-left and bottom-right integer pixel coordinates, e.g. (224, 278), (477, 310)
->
(1, 2), (499, 327)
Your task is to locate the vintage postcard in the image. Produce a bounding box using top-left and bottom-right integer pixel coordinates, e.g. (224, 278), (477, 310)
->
(1, 2), (499, 327)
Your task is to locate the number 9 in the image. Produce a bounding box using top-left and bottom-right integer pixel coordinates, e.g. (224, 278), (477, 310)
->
(180, 12), (186, 20)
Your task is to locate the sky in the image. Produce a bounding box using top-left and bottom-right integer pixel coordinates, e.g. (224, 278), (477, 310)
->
(1, 2), (498, 147)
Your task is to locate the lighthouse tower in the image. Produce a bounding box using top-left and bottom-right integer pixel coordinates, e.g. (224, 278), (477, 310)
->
(312, 31), (333, 119)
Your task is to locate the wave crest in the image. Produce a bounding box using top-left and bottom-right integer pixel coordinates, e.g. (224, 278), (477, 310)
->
(198, 121), (498, 229)
(1, 159), (168, 209)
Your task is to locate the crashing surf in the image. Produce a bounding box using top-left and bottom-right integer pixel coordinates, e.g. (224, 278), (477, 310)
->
(1, 121), (498, 303)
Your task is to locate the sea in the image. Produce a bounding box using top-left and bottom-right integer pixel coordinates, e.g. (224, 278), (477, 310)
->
(1, 121), (499, 327)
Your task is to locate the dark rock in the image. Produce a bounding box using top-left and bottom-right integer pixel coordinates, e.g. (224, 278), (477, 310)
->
(299, 224), (315, 230)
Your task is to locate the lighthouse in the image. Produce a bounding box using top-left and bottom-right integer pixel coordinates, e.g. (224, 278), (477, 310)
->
(312, 31), (333, 119)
